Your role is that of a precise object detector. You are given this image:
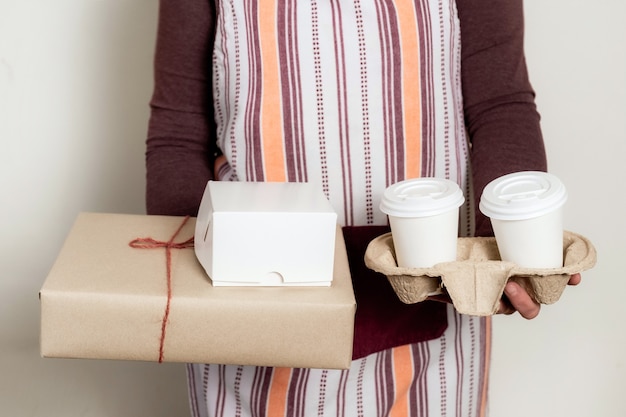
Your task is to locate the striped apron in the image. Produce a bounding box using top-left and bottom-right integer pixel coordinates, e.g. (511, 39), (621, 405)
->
(189, 0), (491, 415)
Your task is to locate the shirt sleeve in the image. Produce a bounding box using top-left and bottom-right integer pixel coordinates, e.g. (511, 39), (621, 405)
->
(457, 0), (548, 236)
(145, 0), (217, 216)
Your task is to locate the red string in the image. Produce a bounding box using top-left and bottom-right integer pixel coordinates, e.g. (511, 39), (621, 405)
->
(129, 216), (194, 363)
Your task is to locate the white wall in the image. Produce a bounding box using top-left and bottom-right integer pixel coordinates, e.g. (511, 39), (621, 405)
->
(1, 0), (624, 416)
(489, 1), (626, 416)
(0, 1), (188, 415)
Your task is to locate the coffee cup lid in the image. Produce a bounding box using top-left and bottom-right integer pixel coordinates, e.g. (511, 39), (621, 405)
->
(379, 178), (465, 218)
(479, 171), (567, 220)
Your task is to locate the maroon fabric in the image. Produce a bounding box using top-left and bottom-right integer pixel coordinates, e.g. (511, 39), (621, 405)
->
(343, 226), (447, 359)
(145, 0), (548, 356)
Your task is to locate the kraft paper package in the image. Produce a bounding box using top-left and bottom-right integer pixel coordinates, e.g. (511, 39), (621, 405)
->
(40, 212), (356, 369)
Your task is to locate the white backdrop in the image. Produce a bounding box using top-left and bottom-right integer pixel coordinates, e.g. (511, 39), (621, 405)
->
(1, 0), (624, 415)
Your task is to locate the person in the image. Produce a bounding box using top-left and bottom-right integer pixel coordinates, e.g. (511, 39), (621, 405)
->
(145, 0), (580, 415)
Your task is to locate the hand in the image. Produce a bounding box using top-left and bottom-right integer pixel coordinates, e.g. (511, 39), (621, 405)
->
(498, 273), (582, 319)
(213, 155), (228, 179)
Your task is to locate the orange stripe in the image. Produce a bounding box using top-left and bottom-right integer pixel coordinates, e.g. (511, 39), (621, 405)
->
(266, 367), (291, 416)
(479, 317), (492, 417)
(259, 0), (286, 181)
(389, 344), (414, 417)
(396, 0), (421, 179)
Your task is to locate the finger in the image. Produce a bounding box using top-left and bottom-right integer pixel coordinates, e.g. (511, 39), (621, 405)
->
(568, 273), (582, 286)
(213, 155), (228, 178)
(504, 281), (541, 320)
(497, 298), (516, 316)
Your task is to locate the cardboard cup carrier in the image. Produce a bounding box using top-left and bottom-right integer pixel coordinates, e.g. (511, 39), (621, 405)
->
(367, 173), (597, 316)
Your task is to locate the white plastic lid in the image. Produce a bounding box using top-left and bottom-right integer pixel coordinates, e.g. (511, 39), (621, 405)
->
(379, 178), (465, 218)
(479, 171), (567, 220)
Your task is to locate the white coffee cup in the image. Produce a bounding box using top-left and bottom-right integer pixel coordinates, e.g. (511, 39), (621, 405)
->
(380, 178), (465, 268)
(479, 171), (567, 268)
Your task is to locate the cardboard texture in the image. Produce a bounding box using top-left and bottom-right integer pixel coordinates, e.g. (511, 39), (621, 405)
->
(40, 213), (356, 369)
(364, 231), (597, 316)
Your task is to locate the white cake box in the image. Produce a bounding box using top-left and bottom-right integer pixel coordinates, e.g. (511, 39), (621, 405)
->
(194, 181), (338, 286)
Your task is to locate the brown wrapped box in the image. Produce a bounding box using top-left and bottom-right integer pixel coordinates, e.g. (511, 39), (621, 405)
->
(40, 213), (356, 369)
(365, 231), (597, 316)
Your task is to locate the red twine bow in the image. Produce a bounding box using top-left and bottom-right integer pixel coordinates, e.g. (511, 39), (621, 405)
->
(128, 216), (194, 363)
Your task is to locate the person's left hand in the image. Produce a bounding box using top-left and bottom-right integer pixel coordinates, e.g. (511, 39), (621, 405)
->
(498, 273), (582, 319)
